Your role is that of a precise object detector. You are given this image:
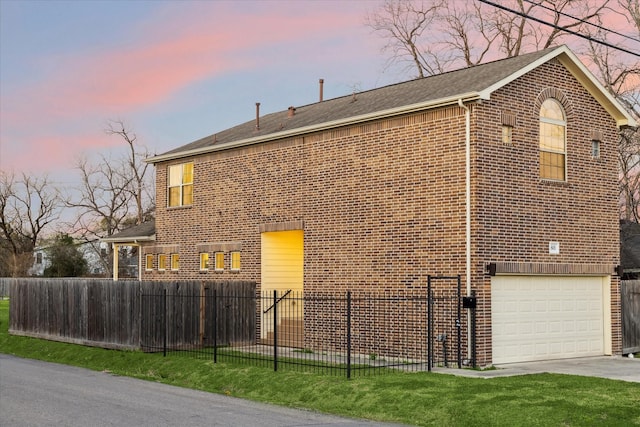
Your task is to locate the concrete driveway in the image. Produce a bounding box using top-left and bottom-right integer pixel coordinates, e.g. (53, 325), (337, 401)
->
(435, 356), (640, 383)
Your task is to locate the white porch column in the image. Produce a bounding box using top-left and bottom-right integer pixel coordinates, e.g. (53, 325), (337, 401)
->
(112, 243), (119, 281)
(136, 244), (142, 281)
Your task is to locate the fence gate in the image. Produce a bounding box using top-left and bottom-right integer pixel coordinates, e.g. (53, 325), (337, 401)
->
(427, 275), (462, 370)
(622, 280), (640, 354)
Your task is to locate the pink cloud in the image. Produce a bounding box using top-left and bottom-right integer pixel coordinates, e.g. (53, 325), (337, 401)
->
(9, 3), (367, 121)
(1, 130), (113, 175)
(1, 2), (370, 175)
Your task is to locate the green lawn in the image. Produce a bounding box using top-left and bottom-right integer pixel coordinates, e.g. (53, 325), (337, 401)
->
(1, 299), (639, 426)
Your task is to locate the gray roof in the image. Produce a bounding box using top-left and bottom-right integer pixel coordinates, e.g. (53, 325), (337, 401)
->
(154, 48), (554, 159)
(102, 220), (156, 243)
(148, 45), (635, 163)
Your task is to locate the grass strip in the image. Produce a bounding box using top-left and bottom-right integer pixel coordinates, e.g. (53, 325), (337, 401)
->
(1, 300), (639, 426)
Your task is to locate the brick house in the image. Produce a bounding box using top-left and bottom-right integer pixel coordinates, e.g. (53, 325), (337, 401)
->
(121, 45), (636, 365)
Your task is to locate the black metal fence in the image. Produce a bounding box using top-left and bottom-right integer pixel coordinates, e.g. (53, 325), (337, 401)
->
(141, 275), (476, 378)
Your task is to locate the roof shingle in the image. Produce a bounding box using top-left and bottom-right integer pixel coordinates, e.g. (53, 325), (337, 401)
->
(155, 48), (557, 158)
(102, 220), (156, 243)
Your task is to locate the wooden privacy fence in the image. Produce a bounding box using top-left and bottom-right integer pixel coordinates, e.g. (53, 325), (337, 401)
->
(622, 280), (640, 354)
(140, 281), (257, 352)
(5, 278), (256, 350)
(9, 278), (140, 348)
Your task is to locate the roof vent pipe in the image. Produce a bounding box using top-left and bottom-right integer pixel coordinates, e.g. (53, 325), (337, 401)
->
(319, 78), (324, 102)
(255, 102), (260, 130)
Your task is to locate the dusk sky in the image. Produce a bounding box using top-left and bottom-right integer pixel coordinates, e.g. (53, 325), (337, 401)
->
(1, 0), (391, 187)
(1, 0), (638, 189)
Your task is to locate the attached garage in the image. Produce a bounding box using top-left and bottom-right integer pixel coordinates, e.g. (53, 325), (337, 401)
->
(491, 275), (611, 364)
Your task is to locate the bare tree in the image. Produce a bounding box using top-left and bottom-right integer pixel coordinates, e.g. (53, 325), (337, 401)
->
(67, 120), (154, 276)
(365, 1), (442, 77)
(105, 120), (154, 225)
(0, 171), (62, 277)
(366, 0), (611, 77)
(620, 0), (640, 34)
(579, 0), (640, 222)
(619, 128), (640, 222)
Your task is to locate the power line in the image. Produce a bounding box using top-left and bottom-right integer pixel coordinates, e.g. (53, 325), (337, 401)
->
(478, 0), (640, 58)
(522, 0), (640, 44)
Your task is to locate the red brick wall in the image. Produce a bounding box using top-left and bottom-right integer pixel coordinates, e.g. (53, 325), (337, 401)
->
(146, 58), (621, 364)
(472, 59), (621, 364)
(147, 108), (469, 286)
(474, 60), (619, 265)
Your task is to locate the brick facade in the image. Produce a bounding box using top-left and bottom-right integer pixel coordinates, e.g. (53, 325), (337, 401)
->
(143, 55), (625, 365)
(471, 59), (621, 364)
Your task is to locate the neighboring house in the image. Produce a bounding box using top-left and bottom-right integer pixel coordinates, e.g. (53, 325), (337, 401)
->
(109, 45), (636, 366)
(29, 247), (48, 277)
(29, 239), (108, 277)
(102, 220), (156, 281)
(82, 242), (109, 276)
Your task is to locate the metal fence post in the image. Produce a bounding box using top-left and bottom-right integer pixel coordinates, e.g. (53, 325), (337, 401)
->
(427, 276), (432, 372)
(139, 288), (144, 350)
(273, 289), (278, 372)
(346, 291), (352, 379)
(163, 288), (167, 357)
(213, 289), (217, 363)
(457, 275), (462, 369)
(471, 290), (477, 368)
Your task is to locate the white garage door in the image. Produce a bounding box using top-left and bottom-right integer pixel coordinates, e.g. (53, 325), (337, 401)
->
(491, 276), (607, 364)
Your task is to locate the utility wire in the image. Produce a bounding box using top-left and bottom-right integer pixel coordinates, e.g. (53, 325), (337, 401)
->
(522, 0), (640, 44)
(478, 0), (640, 57)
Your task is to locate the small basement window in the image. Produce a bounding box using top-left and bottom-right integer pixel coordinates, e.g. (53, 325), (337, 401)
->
(200, 253), (209, 271)
(170, 253), (180, 271)
(214, 252), (224, 271)
(145, 254), (154, 271)
(158, 254), (167, 271)
(231, 251), (241, 271)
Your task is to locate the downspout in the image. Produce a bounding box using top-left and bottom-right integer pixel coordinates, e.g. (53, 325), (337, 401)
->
(458, 99), (471, 296)
(458, 99), (472, 362)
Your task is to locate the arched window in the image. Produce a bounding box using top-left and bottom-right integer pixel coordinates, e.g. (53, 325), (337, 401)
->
(539, 99), (566, 181)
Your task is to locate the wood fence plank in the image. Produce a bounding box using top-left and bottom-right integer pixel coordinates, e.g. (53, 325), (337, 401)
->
(2, 278), (256, 351)
(622, 280), (640, 354)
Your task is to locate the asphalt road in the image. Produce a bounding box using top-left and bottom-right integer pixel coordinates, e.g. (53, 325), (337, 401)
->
(0, 355), (405, 427)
